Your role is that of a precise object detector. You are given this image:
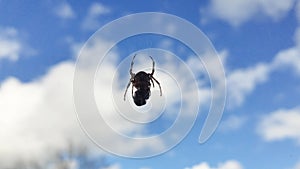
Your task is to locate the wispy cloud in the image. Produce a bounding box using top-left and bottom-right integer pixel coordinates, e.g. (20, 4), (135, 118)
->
(292, 161), (300, 169)
(54, 2), (75, 19)
(202, 0), (296, 26)
(295, 27), (300, 45)
(296, 1), (300, 22)
(227, 63), (271, 107)
(0, 27), (35, 61)
(219, 115), (247, 132)
(184, 160), (243, 169)
(271, 25), (300, 76)
(81, 2), (110, 31)
(187, 48), (271, 108)
(225, 24), (300, 108)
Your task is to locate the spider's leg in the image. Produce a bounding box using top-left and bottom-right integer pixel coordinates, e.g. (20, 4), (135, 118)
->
(124, 80), (131, 101)
(149, 56), (155, 75)
(125, 54), (136, 101)
(131, 84), (134, 99)
(130, 54), (137, 76)
(150, 78), (155, 87)
(151, 76), (162, 96)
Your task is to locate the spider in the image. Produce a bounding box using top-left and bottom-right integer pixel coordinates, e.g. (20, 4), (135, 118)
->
(123, 54), (162, 106)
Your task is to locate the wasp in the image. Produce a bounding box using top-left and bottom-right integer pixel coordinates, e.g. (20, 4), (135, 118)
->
(123, 54), (162, 106)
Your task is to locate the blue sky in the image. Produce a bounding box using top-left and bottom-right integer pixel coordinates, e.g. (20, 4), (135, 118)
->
(1, 0), (300, 169)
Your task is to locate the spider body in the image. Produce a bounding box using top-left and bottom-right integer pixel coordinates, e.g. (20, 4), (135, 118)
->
(124, 55), (162, 106)
(132, 71), (151, 106)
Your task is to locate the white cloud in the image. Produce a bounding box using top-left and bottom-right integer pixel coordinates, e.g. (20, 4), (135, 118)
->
(270, 24), (300, 76)
(205, 0), (258, 27)
(296, 1), (300, 22)
(103, 164), (121, 169)
(293, 161), (300, 169)
(81, 2), (110, 31)
(186, 25), (300, 109)
(102, 163), (144, 169)
(226, 26), (299, 107)
(203, 0), (296, 26)
(49, 159), (78, 169)
(219, 115), (247, 132)
(212, 25), (300, 109)
(187, 51), (227, 73)
(0, 62), (77, 167)
(185, 160), (243, 169)
(186, 49), (270, 109)
(89, 2), (110, 16)
(54, 2), (75, 19)
(258, 0), (295, 20)
(257, 107), (300, 143)
(227, 63), (270, 107)
(186, 50), (227, 105)
(225, 38), (300, 108)
(0, 34), (206, 166)
(190, 24), (300, 109)
(0, 39), (153, 167)
(271, 46), (300, 76)
(294, 27), (300, 46)
(185, 162), (210, 169)
(0, 27), (26, 61)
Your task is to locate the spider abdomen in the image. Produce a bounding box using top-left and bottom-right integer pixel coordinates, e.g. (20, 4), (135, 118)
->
(133, 89), (150, 106)
(132, 71), (151, 106)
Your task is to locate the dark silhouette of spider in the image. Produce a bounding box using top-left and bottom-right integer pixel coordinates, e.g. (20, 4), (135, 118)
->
(124, 54), (162, 106)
